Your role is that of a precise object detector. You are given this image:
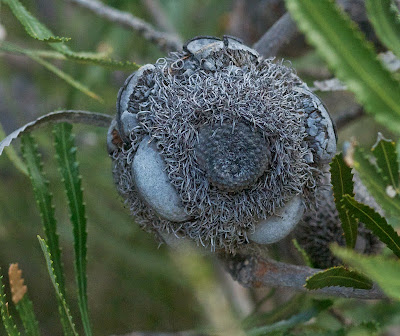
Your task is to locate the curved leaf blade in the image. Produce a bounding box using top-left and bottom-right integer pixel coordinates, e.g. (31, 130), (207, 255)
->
(0, 123), (28, 176)
(1, 0), (70, 42)
(0, 110), (112, 157)
(286, 0), (400, 135)
(305, 266), (372, 290)
(342, 195), (400, 258)
(332, 245), (400, 300)
(53, 123), (92, 336)
(330, 153), (358, 248)
(366, 0), (400, 59)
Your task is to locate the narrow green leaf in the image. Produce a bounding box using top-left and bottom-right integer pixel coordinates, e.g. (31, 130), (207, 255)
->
(29, 54), (103, 103)
(15, 297), (40, 336)
(330, 153), (358, 248)
(332, 245), (400, 300)
(0, 123), (28, 176)
(0, 275), (20, 336)
(38, 236), (78, 336)
(353, 147), (400, 225)
(292, 239), (313, 267)
(20, 134), (66, 295)
(0, 41), (103, 102)
(1, 0), (70, 42)
(366, 0), (400, 59)
(286, 0), (400, 134)
(305, 266), (372, 290)
(247, 300), (333, 336)
(53, 123), (92, 336)
(50, 43), (140, 70)
(371, 133), (400, 192)
(342, 195), (400, 258)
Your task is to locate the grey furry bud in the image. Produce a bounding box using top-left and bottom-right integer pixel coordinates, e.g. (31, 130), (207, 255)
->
(108, 36), (337, 252)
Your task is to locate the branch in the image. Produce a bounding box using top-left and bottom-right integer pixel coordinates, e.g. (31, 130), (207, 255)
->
(141, 0), (178, 35)
(252, 12), (298, 58)
(69, 0), (182, 52)
(312, 51), (400, 92)
(224, 254), (386, 300)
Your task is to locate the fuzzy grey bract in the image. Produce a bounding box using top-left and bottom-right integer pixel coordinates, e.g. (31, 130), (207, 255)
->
(110, 37), (334, 252)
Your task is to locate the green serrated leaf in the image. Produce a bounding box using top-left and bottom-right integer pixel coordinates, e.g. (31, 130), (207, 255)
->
(366, 0), (400, 59)
(353, 147), (400, 225)
(332, 245), (400, 300)
(342, 195), (400, 258)
(330, 153), (358, 248)
(1, 0), (70, 42)
(20, 134), (66, 295)
(15, 296), (40, 336)
(285, 0), (400, 135)
(371, 133), (400, 192)
(38, 236), (78, 336)
(0, 275), (20, 336)
(305, 266), (372, 290)
(50, 43), (140, 70)
(53, 123), (92, 336)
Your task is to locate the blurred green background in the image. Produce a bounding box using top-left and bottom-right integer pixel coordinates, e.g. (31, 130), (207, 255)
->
(1, 1), (400, 335)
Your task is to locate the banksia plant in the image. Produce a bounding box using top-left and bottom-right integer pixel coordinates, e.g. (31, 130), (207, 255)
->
(108, 36), (337, 252)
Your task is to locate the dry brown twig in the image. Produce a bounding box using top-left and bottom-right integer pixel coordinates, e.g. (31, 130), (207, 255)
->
(224, 254), (386, 300)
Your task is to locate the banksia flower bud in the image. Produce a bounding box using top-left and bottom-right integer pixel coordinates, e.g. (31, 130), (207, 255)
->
(108, 36), (337, 252)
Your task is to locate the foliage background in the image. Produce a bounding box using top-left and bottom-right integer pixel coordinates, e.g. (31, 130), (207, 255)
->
(1, 0), (400, 335)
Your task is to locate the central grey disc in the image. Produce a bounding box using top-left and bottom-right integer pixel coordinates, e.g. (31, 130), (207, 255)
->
(196, 122), (269, 192)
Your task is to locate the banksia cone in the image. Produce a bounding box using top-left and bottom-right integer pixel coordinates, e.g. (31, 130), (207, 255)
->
(108, 36), (337, 252)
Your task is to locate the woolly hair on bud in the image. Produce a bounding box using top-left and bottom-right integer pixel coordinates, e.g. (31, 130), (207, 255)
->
(111, 40), (327, 252)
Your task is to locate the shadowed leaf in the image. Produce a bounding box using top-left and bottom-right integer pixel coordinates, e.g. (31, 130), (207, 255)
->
(305, 266), (372, 290)
(286, 0), (400, 134)
(342, 195), (400, 258)
(330, 153), (357, 248)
